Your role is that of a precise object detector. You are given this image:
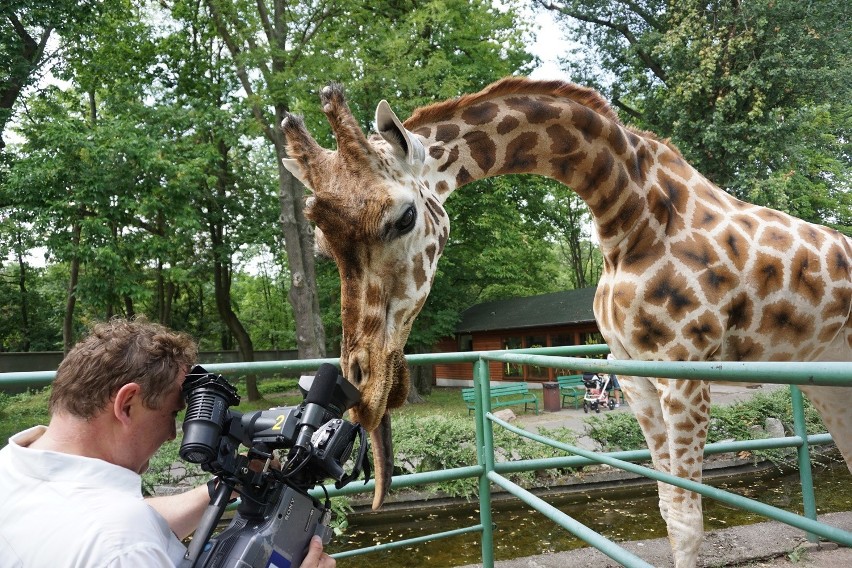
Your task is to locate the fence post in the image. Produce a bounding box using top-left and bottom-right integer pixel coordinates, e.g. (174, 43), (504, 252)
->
(790, 385), (818, 543)
(474, 358), (495, 568)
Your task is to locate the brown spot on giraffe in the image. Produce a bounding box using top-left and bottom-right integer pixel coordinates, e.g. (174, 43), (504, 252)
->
(503, 132), (538, 173)
(496, 115), (519, 135)
(684, 311), (722, 352)
(505, 96), (562, 124)
(435, 123), (460, 143)
(720, 226), (749, 271)
(646, 265), (699, 319)
(437, 145), (459, 172)
(461, 102), (499, 126)
(790, 247), (825, 305)
(412, 252), (427, 290)
(463, 130), (496, 173)
(759, 227), (794, 251)
(632, 307), (676, 351)
(757, 300), (815, 344)
(752, 252), (785, 297)
(725, 292), (754, 330)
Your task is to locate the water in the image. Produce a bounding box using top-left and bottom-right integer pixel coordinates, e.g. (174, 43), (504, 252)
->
(327, 461), (852, 567)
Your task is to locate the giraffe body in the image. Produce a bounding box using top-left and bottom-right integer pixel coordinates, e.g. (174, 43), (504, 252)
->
(281, 77), (852, 567)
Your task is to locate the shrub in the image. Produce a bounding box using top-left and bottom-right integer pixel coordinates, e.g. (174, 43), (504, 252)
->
(584, 387), (828, 465)
(391, 412), (578, 499)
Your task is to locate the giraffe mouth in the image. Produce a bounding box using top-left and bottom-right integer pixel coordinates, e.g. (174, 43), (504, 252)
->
(347, 348), (409, 509)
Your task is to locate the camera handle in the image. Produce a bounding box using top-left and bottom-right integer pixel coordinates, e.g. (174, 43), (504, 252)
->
(182, 477), (235, 568)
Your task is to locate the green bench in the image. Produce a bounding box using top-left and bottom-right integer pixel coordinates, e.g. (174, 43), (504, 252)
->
(557, 374), (586, 409)
(462, 382), (539, 415)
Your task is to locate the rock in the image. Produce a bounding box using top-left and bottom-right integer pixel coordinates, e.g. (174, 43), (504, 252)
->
(493, 408), (517, 422)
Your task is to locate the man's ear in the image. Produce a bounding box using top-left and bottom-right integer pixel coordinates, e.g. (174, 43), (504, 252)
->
(112, 383), (142, 426)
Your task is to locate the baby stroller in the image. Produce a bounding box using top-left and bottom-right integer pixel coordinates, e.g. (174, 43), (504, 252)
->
(582, 372), (616, 413)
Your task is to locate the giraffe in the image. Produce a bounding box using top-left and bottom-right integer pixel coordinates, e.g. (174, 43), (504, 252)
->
(280, 77), (852, 567)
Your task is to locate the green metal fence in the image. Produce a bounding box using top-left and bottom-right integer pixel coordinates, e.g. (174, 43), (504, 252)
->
(2, 345), (851, 566)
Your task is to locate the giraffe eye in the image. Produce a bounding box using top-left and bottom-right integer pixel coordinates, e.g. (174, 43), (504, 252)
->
(395, 205), (416, 235)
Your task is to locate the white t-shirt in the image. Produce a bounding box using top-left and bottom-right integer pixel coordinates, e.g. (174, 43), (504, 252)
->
(0, 426), (187, 567)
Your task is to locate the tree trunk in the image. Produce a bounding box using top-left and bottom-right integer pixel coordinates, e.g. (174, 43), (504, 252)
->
(213, 258), (260, 401)
(63, 224), (81, 354)
(274, 138), (326, 360)
(15, 243), (30, 352)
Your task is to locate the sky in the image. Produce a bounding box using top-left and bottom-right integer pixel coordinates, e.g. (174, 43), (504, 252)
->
(526, 7), (574, 82)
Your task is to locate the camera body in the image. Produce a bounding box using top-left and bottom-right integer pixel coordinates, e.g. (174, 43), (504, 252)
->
(179, 363), (369, 568)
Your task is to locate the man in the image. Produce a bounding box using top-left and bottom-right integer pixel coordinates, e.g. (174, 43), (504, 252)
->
(0, 318), (334, 567)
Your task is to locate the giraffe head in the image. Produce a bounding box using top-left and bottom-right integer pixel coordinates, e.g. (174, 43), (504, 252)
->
(281, 84), (449, 508)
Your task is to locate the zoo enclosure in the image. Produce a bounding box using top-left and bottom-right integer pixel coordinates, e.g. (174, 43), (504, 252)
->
(2, 345), (851, 567)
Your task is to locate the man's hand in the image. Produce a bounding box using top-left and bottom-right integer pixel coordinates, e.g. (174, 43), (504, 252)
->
(299, 535), (336, 568)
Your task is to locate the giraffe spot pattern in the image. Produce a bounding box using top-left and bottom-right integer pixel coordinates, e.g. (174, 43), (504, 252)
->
(496, 115), (519, 135)
(435, 123), (461, 143)
(505, 96), (562, 124)
(751, 252), (785, 297)
(463, 130), (497, 173)
(757, 299), (815, 344)
(572, 104), (604, 143)
(632, 307), (676, 352)
(725, 292), (754, 330)
(437, 145), (459, 172)
(646, 265), (699, 319)
(790, 247), (824, 305)
(461, 102), (500, 126)
(684, 311), (722, 352)
(503, 132), (538, 172)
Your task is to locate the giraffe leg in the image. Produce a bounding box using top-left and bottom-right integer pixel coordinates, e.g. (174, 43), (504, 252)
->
(799, 385), (852, 474)
(620, 376), (711, 568)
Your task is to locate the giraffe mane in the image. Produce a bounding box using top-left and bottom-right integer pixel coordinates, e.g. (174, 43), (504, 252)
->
(403, 76), (682, 156)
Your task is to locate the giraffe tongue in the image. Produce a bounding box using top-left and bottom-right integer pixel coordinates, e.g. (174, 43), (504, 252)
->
(369, 412), (394, 510)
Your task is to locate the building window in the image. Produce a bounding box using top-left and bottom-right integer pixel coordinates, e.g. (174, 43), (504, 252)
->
(526, 335), (547, 379)
(503, 336), (522, 377)
(458, 334), (473, 352)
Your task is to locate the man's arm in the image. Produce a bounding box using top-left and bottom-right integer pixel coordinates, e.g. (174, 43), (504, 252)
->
(145, 484), (210, 541)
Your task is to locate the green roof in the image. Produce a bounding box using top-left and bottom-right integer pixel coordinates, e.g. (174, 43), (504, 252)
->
(456, 287), (597, 333)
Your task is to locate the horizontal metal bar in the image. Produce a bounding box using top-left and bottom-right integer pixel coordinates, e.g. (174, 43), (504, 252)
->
(309, 465), (483, 500)
(488, 471), (654, 568)
(480, 352), (852, 387)
(491, 433), (834, 475)
(331, 523), (485, 559)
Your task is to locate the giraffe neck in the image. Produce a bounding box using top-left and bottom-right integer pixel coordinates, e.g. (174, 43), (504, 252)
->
(406, 87), (679, 251)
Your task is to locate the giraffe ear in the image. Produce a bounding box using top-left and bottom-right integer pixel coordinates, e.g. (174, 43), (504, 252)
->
(282, 158), (312, 190)
(375, 100), (425, 168)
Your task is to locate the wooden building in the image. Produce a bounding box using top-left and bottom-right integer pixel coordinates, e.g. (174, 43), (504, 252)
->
(433, 287), (603, 386)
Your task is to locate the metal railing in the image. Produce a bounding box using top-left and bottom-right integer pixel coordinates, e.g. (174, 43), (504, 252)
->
(2, 345), (851, 566)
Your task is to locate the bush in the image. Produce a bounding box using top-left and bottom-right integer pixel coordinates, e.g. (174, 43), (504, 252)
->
(584, 387), (828, 465)
(0, 388), (51, 446)
(391, 412), (578, 499)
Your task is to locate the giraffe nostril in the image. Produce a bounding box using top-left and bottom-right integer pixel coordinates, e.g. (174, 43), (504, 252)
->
(350, 365), (362, 385)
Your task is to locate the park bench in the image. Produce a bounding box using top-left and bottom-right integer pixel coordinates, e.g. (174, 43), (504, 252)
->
(557, 374), (586, 409)
(462, 382), (539, 415)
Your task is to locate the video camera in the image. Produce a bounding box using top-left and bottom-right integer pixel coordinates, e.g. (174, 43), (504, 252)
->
(178, 363), (370, 568)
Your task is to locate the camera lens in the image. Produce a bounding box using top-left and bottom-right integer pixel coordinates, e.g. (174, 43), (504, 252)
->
(180, 366), (240, 465)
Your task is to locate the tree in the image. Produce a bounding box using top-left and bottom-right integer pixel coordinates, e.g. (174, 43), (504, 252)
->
(537, 0), (852, 230)
(0, 1), (103, 150)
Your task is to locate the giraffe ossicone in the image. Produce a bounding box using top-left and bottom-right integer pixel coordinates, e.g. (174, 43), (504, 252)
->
(281, 77), (852, 566)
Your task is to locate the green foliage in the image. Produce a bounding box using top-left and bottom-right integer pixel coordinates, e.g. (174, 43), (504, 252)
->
(584, 388), (827, 465)
(391, 411), (578, 499)
(0, 388), (51, 445)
